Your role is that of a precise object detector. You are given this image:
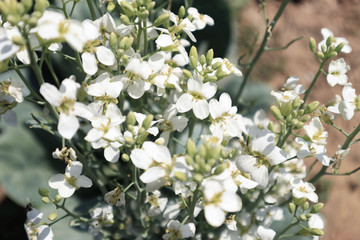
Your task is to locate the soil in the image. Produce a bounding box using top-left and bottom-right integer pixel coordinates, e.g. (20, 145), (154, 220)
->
(237, 0), (360, 239)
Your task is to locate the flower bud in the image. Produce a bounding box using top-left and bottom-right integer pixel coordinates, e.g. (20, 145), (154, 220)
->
(293, 197), (307, 206)
(327, 51), (338, 58)
(120, 1), (135, 16)
(198, 145), (206, 158)
(212, 61), (222, 70)
(315, 51), (324, 61)
(306, 213), (312, 218)
(146, 1), (155, 10)
(48, 212), (58, 221)
(213, 163), (226, 175)
(305, 101), (319, 114)
(38, 187), (49, 197)
(174, 171), (187, 181)
(326, 36), (335, 47)
(299, 214), (307, 221)
(185, 155), (193, 166)
(12, 35), (25, 46)
(125, 136), (134, 145)
(127, 111), (136, 126)
(270, 105), (283, 121)
(22, 0), (33, 12)
(335, 42), (346, 53)
(206, 49), (214, 65)
(293, 120), (304, 130)
(139, 10), (149, 20)
(42, 197), (50, 204)
(190, 56), (197, 69)
(53, 195), (62, 204)
(193, 173), (203, 183)
(268, 121), (276, 132)
(120, 14), (131, 25)
(200, 55), (206, 65)
(121, 153), (130, 162)
(310, 202), (324, 213)
(178, 6), (186, 19)
(109, 32), (117, 50)
(182, 69), (192, 79)
(292, 97), (301, 109)
(107, 2), (116, 12)
(300, 114), (311, 122)
(186, 139), (197, 157)
(142, 114), (153, 129)
(0, 60), (9, 73)
(288, 202), (296, 214)
(207, 145), (221, 159)
(154, 13), (169, 26)
(309, 37), (316, 53)
(190, 46), (198, 66)
(34, 0), (49, 13)
(309, 228), (324, 236)
(301, 201), (309, 210)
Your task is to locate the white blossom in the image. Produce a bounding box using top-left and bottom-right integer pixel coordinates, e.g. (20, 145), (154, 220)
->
(327, 58), (350, 87)
(290, 177), (318, 203)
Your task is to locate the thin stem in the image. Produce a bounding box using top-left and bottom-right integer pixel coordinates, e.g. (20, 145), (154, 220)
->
(305, 159), (318, 180)
(330, 122), (349, 137)
(325, 166), (360, 176)
(44, 54), (60, 87)
(277, 125), (292, 148)
(274, 220), (299, 240)
(48, 214), (69, 226)
(235, 0), (291, 104)
(86, 0), (97, 20)
(188, 184), (200, 222)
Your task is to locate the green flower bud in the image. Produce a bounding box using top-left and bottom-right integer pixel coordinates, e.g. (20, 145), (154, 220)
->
(212, 61), (222, 70)
(185, 155), (193, 166)
(268, 121), (275, 132)
(193, 173), (203, 183)
(186, 139), (197, 157)
(124, 36), (134, 49)
(120, 1), (135, 16)
(288, 202), (296, 214)
(301, 201), (309, 210)
(107, 2), (116, 12)
(125, 136), (134, 145)
(146, 1), (155, 10)
(178, 6), (186, 19)
(206, 76), (217, 82)
(290, 118), (299, 127)
(306, 213), (312, 218)
(121, 153), (130, 162)
(190, 56), (197, 68)
(174, 171), (187, 181)
(139, 9), (149, 20)
(207, 158), (216, 167)
(335, 42), (346, 53)
(109, 32), (117, 50)
(137, 0), (144, 5)
(28, 16), (38, 28)
(214, 163), (226, 175)
(327, 51), (338, 58)
(198, 145), (206, 158)
(53, 195), (62, 204)
(142, 114), (153, 129)
(38, 187), (49, 197)
(293, 121), (304, 130)
(34, 0), (50, 13)
(286, 113), (293, 123)
(203, 164), (212, 173)
(270, 105), (283, 121)
(138, 127), (146, 135)
(127, 111), (136, 126)
(309, 228), (324, 236)
(12, 35), (25, 46)
(293, 197), (307, 206)
(300, 114), (311, 122)
(315, 51), (324, 61)
(182, 69), (192, 79)
(7, 15), (20, 25)
(299, 213), (307, 221)
(120, 14), (131, 25)
(309, 37), (316, 53)
(206, 49), (214, 65)
(292, 97), (301, 109)
(22, 0), (33, 12)
(0, 60), (9, 73)
(42, 197), (50, 204)
(154, 13), (169, 26)
(310, 202), (324, 213)
(200, 55), (206, 65)
(305, 101), (319, 114)
(326, 36), (335, 47)
(190, 46), (198, 66)
(48, 212), (58, 221)
(207, 146), (221, 159)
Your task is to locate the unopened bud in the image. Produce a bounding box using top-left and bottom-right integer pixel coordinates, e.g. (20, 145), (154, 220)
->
(107, 2), (116, 12)
(293, 121), (304, 130)
(185, 155), (193, 166)
(206, 49), (214, 65)
(199, 55), (206, 65)
(293, 197), (307, 206)
(125, 136), (134, 145)
(193, 173), (203, 183)
(327, 51), (338, 58)
(42, 197), (50, 204)
(189, 46), (198, 66)
(154, 13), (169, 26)
(38, 187), (49, 197)
(142, 114), (153, 129)
(309, 228), (324, 236)
(335, 42), (346, 53)
(302, 201), (309, 210)
(12, 36), (25, 46)
(146, 1), (155, 10)
(300, 114), (311, 122)
(22, 0), (33, 12)
(120, 1), (135, 16)
(190, 56), (197, 68)
(109, 32), (117, 50)
(299, 214), (307, 221)
(155, 137), (164, 145)
(310, 202), (324, 213)
(139, 10), (149, 20)
(127, 111), (136, 126)
(288, 202), (296, 214)
(309, 37), (316, 53)
(174, 171), (187, 181)
(182, 69), (192, 79)
(306, 213), (312, 218)
(121, 153), (130, 162)
(212, 61), (222, 70)
(178, 6), (185, 19)
(198, 145), (206, 158)
(270, 105), (283, 121)
(268, 121), (275, 132)
(186, 139), (197, 157)
(120, 14), (131, 25)
(53, 195), (62, 204)
(326, 36), (335, 47)
(315, 51), (324, 61)
(305, 101), (319, 114)
(292, 97), (301, 109)
(214, 163), (226, 175)
(34, 0), (50, 13)
(48, 212), (58, 221)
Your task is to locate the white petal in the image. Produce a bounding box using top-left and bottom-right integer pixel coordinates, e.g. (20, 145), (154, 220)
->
(202, 82), (217, 99)
(130, 149), (152, 169)
(60, 78), (79, 100)
(219, 192), (242, 212)
(58, 113), (79, 139)
(40, 83), (62, 106)
(76, 175), (93, 188)
(104, 146), (120, 163)
(140, 166), (166, 183)
(176, 93), (193, 113)
(193, 99), (209, 120)
(204, 205), (225, 227)
(257, 226), (276, 240)
(128, 79), (145, 99)
(82, 52), (98, 75)
(236, 155), (256, 173)
(96, 46), (116, 66)
(58, 183), (76, 198)
(48, 174), (65, 189)
(180, 223), (196, 238)
(66, 161), (83, 177)
(251, 165), (269, 188)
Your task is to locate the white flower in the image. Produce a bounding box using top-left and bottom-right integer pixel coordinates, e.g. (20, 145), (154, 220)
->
(236, 130), (287, 188)
(0, 27), (20, 61)
(318, 28), (352, 53)
(89, 205), (114, 237)
(295, 137), (331, 166)
(203, 179), (242, 227)
(52, 147), (77, 163)
(24, 209), (53, 240)
(283, 76), (305, 95)
(48, 161), (92, 198)
(188, 7), (214, 30)
(37, 10), (87, 52)
(146, 190), (168, 217)
(327, 58), (350, 87)
(331, 146), (350, 173)
(338, 84), (360, 120)
(104, 188), (126, 206)
(304, 117), (327, 145)
(164, 9), (197, 42)
(290, 177), (318, 203)
(176, 74), (217, 120)
(308, 214), (325, 240)
(162, 220), (196, 239)
(256, 226), (276, 240)
(211, 58), (242, 77)
(40, 76), (93, 139)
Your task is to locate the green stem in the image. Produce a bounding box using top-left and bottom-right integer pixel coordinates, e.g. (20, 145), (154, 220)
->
(300, 60), (326, 109)
(44, 54), (60, 87)
(86, 0), (97, 20)
(277, 125), (292, 148)
(330, 122), (349, 137)
(235, 0), (291, 104)
(274, 220), (299, 240)
(310, 123), (360, 183)
(325, 166), (360, 176)
(189, 184), (200, 222)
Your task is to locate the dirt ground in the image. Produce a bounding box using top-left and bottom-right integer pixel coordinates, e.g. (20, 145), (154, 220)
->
(237, 0), (360, 239)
